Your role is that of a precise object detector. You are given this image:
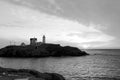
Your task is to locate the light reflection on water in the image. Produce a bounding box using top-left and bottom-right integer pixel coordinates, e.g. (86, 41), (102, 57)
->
(0, 55), (120, 80)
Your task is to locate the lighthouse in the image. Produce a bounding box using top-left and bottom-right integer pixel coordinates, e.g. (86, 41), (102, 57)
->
(42, 35), (46, 44)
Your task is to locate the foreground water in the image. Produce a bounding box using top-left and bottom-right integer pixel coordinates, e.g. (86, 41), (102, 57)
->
(0, 49), (120, 80)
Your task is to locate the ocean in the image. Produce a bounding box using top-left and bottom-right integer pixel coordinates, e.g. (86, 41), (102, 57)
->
(0, 49), (120, 80)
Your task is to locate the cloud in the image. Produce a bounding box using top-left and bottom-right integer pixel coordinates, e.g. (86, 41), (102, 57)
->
(66, 30), (115, 48)
(67, 31), (114, 42)
(0, 1), (115, 48)
(88, 22), (108, 30)
(47, 0), (62, 11)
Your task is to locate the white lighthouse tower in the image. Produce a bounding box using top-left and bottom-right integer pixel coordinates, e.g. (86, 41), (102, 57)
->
(42, 35), (46, 44)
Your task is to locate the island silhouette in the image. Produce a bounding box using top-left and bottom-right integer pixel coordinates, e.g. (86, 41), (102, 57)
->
(0, 35), (88, 58)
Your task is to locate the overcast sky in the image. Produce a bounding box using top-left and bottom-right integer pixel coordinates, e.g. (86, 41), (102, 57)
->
(0, 0), (120, 49)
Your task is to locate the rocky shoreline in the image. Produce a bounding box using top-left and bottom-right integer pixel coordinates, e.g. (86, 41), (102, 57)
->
(0, 67), (65, 80)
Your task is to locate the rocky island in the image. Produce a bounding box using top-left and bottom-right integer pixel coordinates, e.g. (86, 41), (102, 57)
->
(0, 36), (88, 58)
(0, 43), (88, 58)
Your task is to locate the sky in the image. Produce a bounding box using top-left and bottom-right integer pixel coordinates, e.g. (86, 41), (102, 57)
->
(0, 0), (120, 49)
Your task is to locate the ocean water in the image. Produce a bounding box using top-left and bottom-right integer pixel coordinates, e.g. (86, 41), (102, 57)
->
(0, 49), (120, 80)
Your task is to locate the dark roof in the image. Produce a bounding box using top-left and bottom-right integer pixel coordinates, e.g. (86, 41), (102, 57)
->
(30, 38), (37, 40)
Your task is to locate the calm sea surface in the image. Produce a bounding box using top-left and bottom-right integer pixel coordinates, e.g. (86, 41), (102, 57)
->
(0, 49), (120, 80)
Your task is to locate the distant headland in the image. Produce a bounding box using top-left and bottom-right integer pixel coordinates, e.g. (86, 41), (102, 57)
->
(0, 35), (88, 58)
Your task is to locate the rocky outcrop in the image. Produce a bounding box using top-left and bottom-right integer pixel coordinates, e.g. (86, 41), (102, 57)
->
(0, 43), (88, 58)
(0, 67), (65, 80)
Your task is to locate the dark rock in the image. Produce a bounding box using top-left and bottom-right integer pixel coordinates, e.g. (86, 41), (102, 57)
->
(29, 77), (45, 80)
(0, 67), (66, 80)
(45, 73), (65, 80)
